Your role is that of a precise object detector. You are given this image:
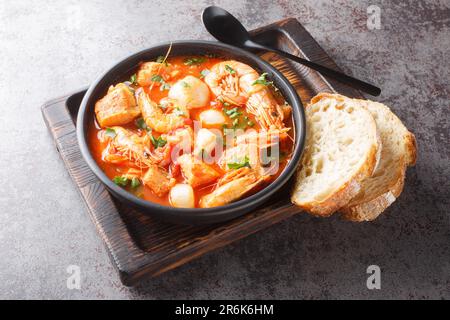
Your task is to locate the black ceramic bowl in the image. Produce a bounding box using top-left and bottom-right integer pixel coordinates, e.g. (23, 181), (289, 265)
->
(77, 40), (306, 225)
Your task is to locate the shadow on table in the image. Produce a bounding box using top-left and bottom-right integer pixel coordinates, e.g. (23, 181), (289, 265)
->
(128, 166), (450, 299)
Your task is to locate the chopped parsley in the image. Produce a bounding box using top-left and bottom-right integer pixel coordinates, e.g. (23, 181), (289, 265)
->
(227, 156), (251, 170)
(217, 97), (230, 107)
(222, 107), (255, 129)
(150, 74), (170, 91)
(225, 64), (236, 74)
(105, 128), (116, 138)
(184, 57), (206, 66)
(160, 82), (171, 91)
(113, 176), (140, 188)
(136, 118), (149, 131)
(252, 72), (273, 86)
(223, 107), (242, 119)
(130, 177), (141, 189)
(150, 74), (163, 82)
(200, 69), (210, 78)
(129, 73), (137, 85)
(180, 81), (190, 88)
(113, 176), (128, 187)
(156, 55), (168, 65)
(150, 134), (167, 149)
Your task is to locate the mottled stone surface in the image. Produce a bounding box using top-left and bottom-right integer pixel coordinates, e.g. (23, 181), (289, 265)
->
(0, 0), (448, 299)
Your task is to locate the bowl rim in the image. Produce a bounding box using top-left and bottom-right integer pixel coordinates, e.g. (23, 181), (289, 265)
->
(77, 40), (306, 222)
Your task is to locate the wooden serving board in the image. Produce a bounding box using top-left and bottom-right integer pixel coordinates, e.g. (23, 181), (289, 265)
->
(41, 18), (361, 286)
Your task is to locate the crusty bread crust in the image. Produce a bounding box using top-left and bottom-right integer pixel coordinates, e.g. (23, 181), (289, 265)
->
(291, 93), (382, 217)
(291, 93), (417, 221)
(341, 165), (406, 221)
(405, 131), (417, 166)
(340, 98), (417, 222)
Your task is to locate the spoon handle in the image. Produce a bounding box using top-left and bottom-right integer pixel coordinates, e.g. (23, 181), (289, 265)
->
(246, 40), (381, 96)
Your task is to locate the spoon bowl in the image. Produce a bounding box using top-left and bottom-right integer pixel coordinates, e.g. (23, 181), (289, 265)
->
(202, 6), (251, 47)
(202, 6), (381, 96)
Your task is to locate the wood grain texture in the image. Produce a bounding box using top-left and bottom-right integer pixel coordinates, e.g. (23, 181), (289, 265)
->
(41, 18), (362, 286)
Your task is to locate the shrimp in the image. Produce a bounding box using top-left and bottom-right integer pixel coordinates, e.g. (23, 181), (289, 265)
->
(136, 62), (172, 87)
(204, 60), (259, 106)
(233, 128), (290, 148)
(136, 88), (189, 133)
(219, 143), (259, 172)
(103, 126), (174, 168)
(103, 126), (154, 168)
(246, 89), (288, 131)
(199, 167), (269, 208)
(218, 131), (280, 175)
(205, 60), (289, 131)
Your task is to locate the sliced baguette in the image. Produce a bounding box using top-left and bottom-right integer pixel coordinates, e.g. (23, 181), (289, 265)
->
(291, 93), (381, 216)
(340, 99), (417, 221)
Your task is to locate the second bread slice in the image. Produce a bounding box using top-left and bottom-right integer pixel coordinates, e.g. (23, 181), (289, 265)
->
(340, 99), (416, 221)
(291, 93), (381, 216)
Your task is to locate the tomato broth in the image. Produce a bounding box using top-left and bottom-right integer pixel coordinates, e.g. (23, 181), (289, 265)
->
(88, 55), (294, 208)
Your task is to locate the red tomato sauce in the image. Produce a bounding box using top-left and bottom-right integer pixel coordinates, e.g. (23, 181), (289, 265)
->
(88, 55), (294, 208)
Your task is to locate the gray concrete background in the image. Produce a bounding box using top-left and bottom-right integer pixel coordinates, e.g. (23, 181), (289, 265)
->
(0, 0), (449, 299)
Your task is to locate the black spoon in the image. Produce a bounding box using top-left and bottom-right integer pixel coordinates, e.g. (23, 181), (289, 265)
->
(202, 6), (381, 96)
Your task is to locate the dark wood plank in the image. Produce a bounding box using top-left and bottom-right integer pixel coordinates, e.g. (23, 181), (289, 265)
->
(41, 18), (363, 286)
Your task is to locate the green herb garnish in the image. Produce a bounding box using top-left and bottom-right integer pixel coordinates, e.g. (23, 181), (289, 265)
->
(113, 176), (128, 187)
(130, 73), (137, 85)
(105, 128), (116, 138)
(200, 69), (210, 78)
(227, 156), (251, 170)
(180, 81), (190, 88)
(160, 82), (171, 91)
(150, 74), (164, 82)
(131, 177), (140, 189)
(184, 57), (206, 66)
(150, 134), (167, 149)
(156, 56), (168, 65)
(225, 64), (236, 74)
(150, 74), (170, 91)
(252, 72), (273, 86)
(136, 118), (149, 131)
(224, 107), (242, 119)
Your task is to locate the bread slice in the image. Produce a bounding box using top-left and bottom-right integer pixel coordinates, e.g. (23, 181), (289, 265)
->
(291, 93), (381, 216)
(340, 99), (416, 221)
